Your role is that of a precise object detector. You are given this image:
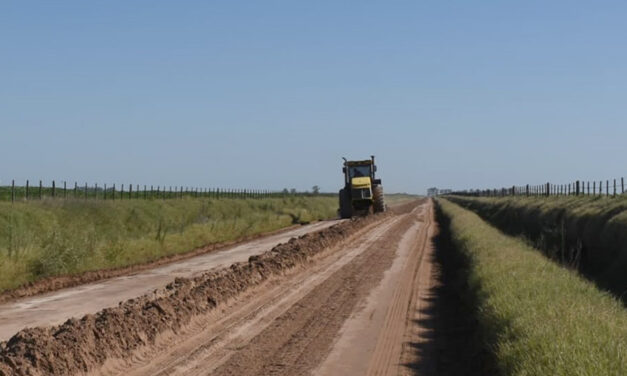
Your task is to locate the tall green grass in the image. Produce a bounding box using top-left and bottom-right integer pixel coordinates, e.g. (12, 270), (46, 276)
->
(0, 196), (337, 292)
(447, 195), (627, 300)
(438, 199), (627, 375)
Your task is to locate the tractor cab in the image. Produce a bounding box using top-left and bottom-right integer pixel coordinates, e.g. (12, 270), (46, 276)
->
(339, 156), (385, 218)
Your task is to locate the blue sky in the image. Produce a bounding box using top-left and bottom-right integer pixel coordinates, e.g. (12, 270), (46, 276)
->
(1, 1), (626, 194)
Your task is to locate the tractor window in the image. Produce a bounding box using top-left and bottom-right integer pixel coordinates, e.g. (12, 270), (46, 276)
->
(349, 166), (371, 178)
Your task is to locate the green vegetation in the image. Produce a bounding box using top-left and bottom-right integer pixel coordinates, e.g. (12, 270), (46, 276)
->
(438, 199), (627, 375)
(447, 195), (627, 300)
(0, 196), (337, 292)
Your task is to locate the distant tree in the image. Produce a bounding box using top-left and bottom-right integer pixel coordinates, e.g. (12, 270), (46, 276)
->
(290, 188), (297, 195)
(312, 185), (320, 195)
(282, 188), (289, 194)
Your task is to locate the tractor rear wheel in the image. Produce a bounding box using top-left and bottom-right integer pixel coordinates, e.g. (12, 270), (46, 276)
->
(339, 188), (352, 218)
(373, 184), (386, 213)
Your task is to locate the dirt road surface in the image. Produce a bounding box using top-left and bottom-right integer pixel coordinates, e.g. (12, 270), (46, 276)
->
(1, 199), (446, 375)
(0, 220), (339, 342)
(102, 200), (435, 376)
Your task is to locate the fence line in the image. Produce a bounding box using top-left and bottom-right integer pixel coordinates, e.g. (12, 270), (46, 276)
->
(1, 179), (324, 203)
(451, 176), (626, 198)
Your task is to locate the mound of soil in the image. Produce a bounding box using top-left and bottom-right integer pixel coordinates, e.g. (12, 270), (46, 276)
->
(0, 214), (386, 376)
(0, 225), (306, 304)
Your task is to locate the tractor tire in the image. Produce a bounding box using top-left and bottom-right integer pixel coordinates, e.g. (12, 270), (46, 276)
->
(339, 188), (353, 219)
(373, 184), (386, 213)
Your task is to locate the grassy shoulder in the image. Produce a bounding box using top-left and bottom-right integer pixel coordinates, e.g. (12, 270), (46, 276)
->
(0, 196), (337, 292)
(437, 198), (627, 375)
(446, 195), (627, 300)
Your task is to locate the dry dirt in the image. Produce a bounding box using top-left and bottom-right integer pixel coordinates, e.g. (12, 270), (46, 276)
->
(0, 199), (462, 376)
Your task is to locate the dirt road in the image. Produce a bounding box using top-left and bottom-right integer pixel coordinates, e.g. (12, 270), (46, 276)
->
(1, 199), (441, 375)
(105, 200), (434, 376)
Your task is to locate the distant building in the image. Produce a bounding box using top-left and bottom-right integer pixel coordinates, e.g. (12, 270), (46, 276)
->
(427, 187), (451, 196)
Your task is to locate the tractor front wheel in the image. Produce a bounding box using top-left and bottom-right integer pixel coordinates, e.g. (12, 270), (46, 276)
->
(373, 185), (386, 213)
(339, 188), (352, 218)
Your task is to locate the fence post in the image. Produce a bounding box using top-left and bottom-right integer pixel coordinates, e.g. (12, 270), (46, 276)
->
(52, 180), (56, 198)
(606, 180), (609, 196)
(64, 181), (67, 199)
(74, 182), (77, 198)
(112, 184), (116, 200)
(26, 180), (29, 200)
(622, 177), (625, 194)
(95, 183), (98, 199)
(575, 181), (579, 196)
(614, 179), (616, 197)
(40, 180), (43, 200)
(546, 182), (550, 196)
(11, 179), (15, 203)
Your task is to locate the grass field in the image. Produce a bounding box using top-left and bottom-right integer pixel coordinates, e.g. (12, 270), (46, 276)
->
(438, 199), (627, 375)
(446, 195), (627, 301)
(0, 196), (337, 292)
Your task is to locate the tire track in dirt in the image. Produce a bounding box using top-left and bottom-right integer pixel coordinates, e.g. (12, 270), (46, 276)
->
(210, 210), (421, 376)
(313, 201), (434, 376)
(106, 216), (402, 376)
(368, 200), (435, 376)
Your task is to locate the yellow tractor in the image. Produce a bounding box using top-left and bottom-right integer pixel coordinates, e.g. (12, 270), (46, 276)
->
(339, 155), (386, 218)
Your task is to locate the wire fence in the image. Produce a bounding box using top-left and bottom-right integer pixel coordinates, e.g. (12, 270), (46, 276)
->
(0, 179), (326, 203)
(451, 176), (626, 198)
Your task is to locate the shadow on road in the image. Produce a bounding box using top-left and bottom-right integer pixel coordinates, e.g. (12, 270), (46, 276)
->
(401, 205), (497, 375)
